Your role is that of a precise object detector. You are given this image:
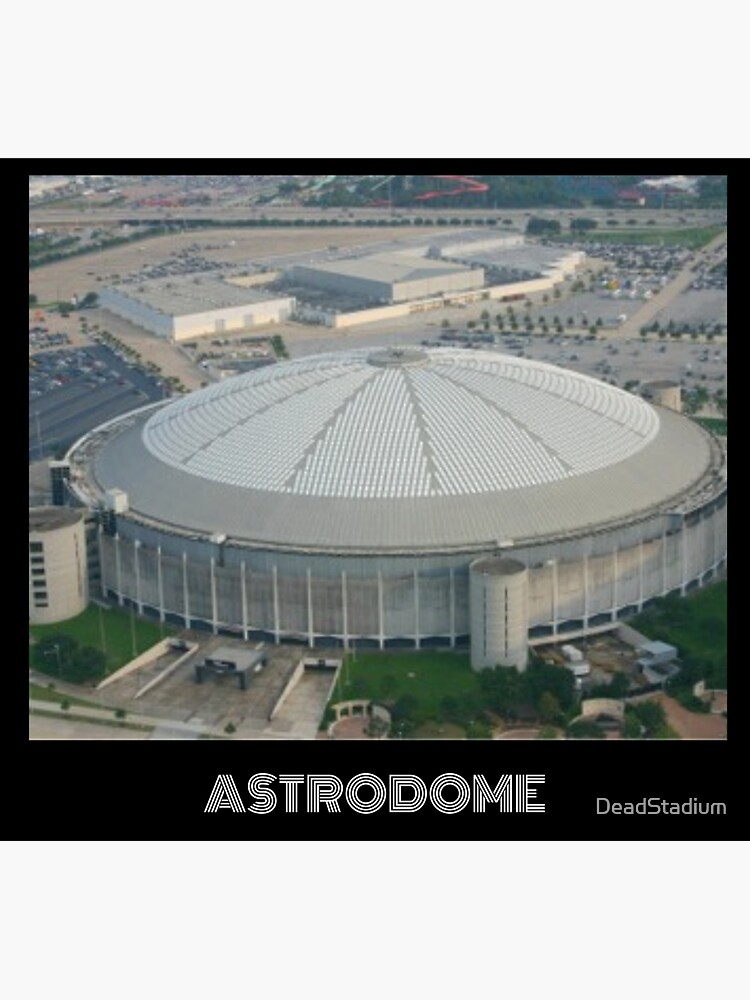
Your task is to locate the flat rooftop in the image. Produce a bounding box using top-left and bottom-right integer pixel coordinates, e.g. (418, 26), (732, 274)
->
(107, 274), (292, 316)
(207, 645), (266, 672)
(294, 252), (476, 284)
(455, 244), (582, 274)
(29, 507), (83, 532)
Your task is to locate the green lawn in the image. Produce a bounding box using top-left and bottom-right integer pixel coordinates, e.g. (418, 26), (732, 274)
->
(556, 226), (723, 249)
(29, 604), (169, 677)
(695, 417), (727, 437)
(331, 650), (481, 715)
(630, 581), (727, 677)
(28, 682), (99, 709)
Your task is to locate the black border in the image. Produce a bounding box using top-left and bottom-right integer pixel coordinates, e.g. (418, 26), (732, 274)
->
(25, 166), (740, 843)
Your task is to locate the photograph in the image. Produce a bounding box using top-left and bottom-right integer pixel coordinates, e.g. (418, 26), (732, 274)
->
(28, 173), (729, 833)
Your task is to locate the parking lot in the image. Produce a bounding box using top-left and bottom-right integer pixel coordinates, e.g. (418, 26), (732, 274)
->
(28, 343), (165, 460)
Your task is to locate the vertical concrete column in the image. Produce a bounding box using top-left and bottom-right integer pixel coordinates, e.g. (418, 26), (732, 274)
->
(306, 568), (314, 649)
(134, 539), (142, 614)
(114, 533), (123, 607)
(546, 559), (558, 635)
(681, 522), (688, 595)
(611, 547), (618, 621)
(638, 540), (644, 611)
(449, 567), (456, 648)
(210, 556), (218, 634)
(341, 570), (349, 651)
(583, 552), (589, 630)
(377, 571), (384, 650)
(157, 546), (165, 623)
(241, 560), (248, 641)
(414, 568), (420, 650)
(182, 551), (191, 629)
(98, 524), (106, 598)
(272, 565), (280, 644)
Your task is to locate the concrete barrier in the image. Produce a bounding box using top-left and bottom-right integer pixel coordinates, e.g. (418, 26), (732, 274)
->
(96, 639), (173, 691)
(268, 660), (305, 721)
(134, 643), (199, 699)
(575, 698), (625, 723)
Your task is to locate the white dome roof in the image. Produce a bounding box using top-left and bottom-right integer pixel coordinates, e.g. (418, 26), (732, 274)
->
(142, 347), (660, 500)
(84, 345), (717, 551)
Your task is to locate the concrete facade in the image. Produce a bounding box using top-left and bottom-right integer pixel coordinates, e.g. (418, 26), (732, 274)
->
(100, 282), (294, 342)
(469, 557), (529, 670)
(642, 381), (682, 412)
(29, 507), (88, 624)
(288, 254), (484, 304)
(67, 347), (727, 654)
(94, 487), (726, 649)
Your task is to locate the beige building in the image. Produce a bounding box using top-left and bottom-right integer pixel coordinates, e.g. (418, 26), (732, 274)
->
(29, 507), (88, 624)
(100, 276), (295, 342)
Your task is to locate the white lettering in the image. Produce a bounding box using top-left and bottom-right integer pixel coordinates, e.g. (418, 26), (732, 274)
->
(389, 775), (428, 813)
(247, 772), (277, 815)
(306, 774), (344, 813)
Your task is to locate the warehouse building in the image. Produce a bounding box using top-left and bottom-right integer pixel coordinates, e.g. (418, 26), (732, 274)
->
(100, 275), (295, 341)
(287, 253), (484, 304)
(64, 347), (726, 670)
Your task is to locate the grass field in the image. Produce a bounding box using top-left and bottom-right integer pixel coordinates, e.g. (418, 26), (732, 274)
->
(29, 605), (169, 677)
(331, 650), (480, 714)
(557, 226), (723, 249)
(28, 682), (99, 708)
(630, 581), (727, 672)
(695, 417), (727, 436)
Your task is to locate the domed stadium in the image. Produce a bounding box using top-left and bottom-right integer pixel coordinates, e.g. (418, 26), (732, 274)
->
(65, 346), (726, 667)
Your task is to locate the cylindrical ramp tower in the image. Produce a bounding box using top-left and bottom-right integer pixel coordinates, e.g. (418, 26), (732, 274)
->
(642, 381), (682, 413)
(29, 507), (88, 625)
(470, 556), (529, 671)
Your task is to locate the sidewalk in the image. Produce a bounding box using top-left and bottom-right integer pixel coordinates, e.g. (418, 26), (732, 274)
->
(29, 698), (221, 738)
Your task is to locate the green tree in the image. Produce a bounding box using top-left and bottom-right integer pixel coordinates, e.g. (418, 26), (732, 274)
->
(29, 293), (38, 307)
(632, 700), (667, 737)
(567, 720), (604, 739)
(479, 667), (522, 720)
(522, 659), (576, 712)
(539, 692), (562, 724)
(623, 710), (642, 739)
(33, 634), (77, 676)
(570, 217), (598, 232)
(538, 725), (558, 740)
(392, 694), (420, 722)
(526, 217), (562, 236)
